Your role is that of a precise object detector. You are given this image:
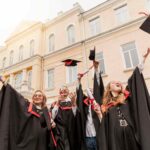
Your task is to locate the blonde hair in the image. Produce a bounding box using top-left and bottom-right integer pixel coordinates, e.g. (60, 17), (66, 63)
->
(32, 90), (47, 108)
(60, 85), (69, 90)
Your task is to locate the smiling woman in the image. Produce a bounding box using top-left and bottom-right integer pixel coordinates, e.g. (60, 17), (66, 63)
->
(32, 90), (47, 108)
(0, 78), (57, 150)
(98, 49), (150, 150)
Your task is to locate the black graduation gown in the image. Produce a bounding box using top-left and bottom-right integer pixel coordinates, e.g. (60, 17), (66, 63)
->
(93, 72), (104, 105)
(99, 67), (150, 150)
(100, 103), (140, 150)
(0, 84), (55, 150)
(53, 101), (80, 150)
(76, 84), (102, 150)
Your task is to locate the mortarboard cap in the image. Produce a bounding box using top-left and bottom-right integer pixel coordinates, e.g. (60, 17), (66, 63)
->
(140, 16), (150, 34)
(89, 47), (95, 61)
(62, 59), (81, 66)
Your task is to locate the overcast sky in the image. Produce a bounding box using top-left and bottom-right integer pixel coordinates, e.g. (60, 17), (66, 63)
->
(0, 0), (107, 45)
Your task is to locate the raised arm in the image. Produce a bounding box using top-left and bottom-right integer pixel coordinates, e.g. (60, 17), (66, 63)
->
(86, 88), (103, 122)
(138, 48), (150, 72)
(93, 61), (105, 105)
(93, 60), (100, 85)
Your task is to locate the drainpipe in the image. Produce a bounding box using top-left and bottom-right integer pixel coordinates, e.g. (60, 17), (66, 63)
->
(80, 12), (89, 88)
(41, 24), (45, 91)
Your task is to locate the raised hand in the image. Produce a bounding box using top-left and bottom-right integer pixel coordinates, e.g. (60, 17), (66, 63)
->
(143, 48), (150, 58)
(143, 48), (150, 63)
(139, 11), (149, 16)
(56, 95), (63, 106)
(93, 60), (99, 70)
(69, 92), (77, 106)
(77, 73), (83, 82)
(0, 76), (5, 84)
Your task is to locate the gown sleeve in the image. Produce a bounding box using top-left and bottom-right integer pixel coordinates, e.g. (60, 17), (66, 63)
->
(0, 84), (50, 150)
(127, 67), (150, 150)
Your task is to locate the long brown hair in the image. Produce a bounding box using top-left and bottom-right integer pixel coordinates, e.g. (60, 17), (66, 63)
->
(32, 90), (47, 108)
(103, 82), (125, 105)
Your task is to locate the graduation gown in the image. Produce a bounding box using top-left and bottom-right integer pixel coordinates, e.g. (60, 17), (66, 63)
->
(99, 67), (150, 150)
(53, 101), (80, 150)
(93, 72), (104, 105)
(0, 84), (55, 150)
(76, 84), (102, 150)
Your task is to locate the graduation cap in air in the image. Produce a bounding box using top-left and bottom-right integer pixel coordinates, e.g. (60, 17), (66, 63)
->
(89, 47), (95, 61)
(62, 59), (81, 66)
(140, 16), (150, 34)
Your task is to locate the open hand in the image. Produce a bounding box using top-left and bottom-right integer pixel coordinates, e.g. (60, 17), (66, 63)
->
(69, 92), (77, 106)
(77, 73), (83, 81)
(93, 103), (101, 114)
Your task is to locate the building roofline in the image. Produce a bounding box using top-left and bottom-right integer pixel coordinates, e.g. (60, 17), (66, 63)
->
(45, 4), (84, 28)
(5, 22), (43, 44)
(81, 0), (124, 18)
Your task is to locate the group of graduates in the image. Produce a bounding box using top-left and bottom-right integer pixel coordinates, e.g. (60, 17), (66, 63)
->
(0, 13), (150, 150)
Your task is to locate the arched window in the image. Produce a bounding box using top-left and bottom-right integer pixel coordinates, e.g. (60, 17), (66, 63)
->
(9, 50), (14, 65)
(2, 57), (6, 68)
(19, 45), (24, 61)
(67, 25), (75, 44)
(49, 34), (55, 52)
(30, 40), (34, 57)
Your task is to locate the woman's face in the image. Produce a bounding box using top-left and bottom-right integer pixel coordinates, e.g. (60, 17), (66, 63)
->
(109, 81), (122, 93)
(33, 91), (44, 106)
(59, 87), (69, 97)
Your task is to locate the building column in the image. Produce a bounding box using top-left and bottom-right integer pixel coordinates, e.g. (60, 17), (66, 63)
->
(22, 69), (27, 82)
(10, 73), (14, 86)
(21, 69), (28, 91)
(32, 64), (41, 91)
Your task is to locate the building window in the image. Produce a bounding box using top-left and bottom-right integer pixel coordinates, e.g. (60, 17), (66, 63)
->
(2, 57), (6, 68)
(47, 69), (54, 89)
(146, 0), (150, 9)
(121, 41), (139, 69)
(89, 17), (100, 36)
(14, 72), (22, 88)
(66, 66), (77, 84)
(115, 4), (129, 24)
(67, 25), (75, 44)
(96, 52), (106, 74)
(19, 45), (24, 61)
(49, 34), (55, 52)
(28, 70), (32, 89)
(9, 50), (14, 65)
(30, 40), (34, 57)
